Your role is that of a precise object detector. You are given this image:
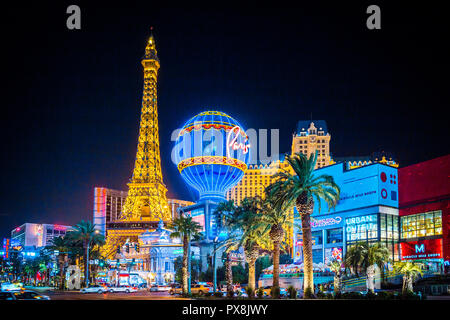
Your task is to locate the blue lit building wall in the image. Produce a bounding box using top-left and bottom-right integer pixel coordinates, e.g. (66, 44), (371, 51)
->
(293, 162), (400, 264)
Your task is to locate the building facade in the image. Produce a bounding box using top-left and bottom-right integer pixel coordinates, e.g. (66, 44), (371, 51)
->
(398, 154), (450, 273)
(93, 186), (194, 237)
(226, 120), (332, 205)
(292, 162), (400, 264)
(10, 223), (73, 248)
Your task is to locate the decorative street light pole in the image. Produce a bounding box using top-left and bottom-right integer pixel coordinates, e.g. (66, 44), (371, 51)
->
(86, 229), (100, 288)
(213, 236), (218, 292)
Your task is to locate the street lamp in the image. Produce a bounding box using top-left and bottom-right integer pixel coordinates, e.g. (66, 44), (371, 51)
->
(86, 229), (100, 288)
(213, 236), (218, 293)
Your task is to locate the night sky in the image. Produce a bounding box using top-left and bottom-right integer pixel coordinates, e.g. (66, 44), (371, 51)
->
(1, 2), (448, 238)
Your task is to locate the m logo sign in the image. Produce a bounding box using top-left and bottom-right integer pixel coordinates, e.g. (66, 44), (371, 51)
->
(415, 244), (425, 253)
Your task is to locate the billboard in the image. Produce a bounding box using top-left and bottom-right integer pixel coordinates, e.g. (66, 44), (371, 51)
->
(401, 238), (443, 260)
(311, 163), (398, 215)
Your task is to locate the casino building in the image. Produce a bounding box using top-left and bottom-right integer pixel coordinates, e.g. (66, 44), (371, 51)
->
(398, 154), (450, 273)
(293, 162), (400, 264)
(93, 186), (193, 237)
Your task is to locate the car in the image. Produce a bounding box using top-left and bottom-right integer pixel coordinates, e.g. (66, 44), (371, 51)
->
(169, 284), (182, 295)
(80, 285), (107, 294)
(1, 282), (23, 292)
(191, 284), (210, 295)
(108, 285), (138, 293)
(150, 285), (171, 292)
(0, 290), (50, 300)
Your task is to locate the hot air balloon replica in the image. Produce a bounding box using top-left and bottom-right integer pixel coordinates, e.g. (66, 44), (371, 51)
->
(173, 110), (250, 240)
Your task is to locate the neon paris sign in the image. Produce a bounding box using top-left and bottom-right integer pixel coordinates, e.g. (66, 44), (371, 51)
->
(226, 126), (250, 158)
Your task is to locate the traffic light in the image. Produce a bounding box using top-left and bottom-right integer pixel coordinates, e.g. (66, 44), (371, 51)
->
(117, 247), (121, 254)
(135, 243), (140, 253)
(126, 244), (130, 253)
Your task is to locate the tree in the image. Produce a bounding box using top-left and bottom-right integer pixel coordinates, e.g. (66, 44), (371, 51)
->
(328, 259), (343, 295)
(234, 197), (270, 294)
(169, 215), (202, 295)
(255, 193), (292, 297)
(214, 200), (240, 296)
(394, 260), (423, 294)
(267, 151), (340, 298)
(45, 236), (71, 289)
(67, 220), (105, 287)
(344, 241), (390, 293)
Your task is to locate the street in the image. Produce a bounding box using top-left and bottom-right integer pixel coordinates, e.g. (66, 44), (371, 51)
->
(34, 289), (190, 300)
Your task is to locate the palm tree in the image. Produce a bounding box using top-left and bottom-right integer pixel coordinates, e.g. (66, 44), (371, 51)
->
(214, 200), (240, 297)
(234, 197), (270, 295)
(68, 220), (105, 287)
(394, 260), (423, 294)
(344, 241), (390, 292)
(254, 192), (292, 296)
(328, 259), (343, 295)
(168, 215), (203, 295)
(45, 236), (71, 289)
(267, 151), (340, 298)
(344, 244), (363, 277)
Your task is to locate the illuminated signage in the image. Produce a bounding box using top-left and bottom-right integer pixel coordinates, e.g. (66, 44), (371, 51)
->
(346, 214), (378, 241)
(401, 239), (443, 260)
(310, 163), (398, 215)
(226, 126), (250, 158)
(311, 216), (342, 228)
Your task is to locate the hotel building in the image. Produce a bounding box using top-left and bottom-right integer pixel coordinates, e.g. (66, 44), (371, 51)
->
(93, 187), (194, 236)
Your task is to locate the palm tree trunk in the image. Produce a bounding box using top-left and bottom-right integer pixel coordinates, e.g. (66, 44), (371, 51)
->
(226, 251), (233, 296)
(248, 259), (256, 294)
(301, 213), (314, 297)
(407, 275), (413, 292)
(366, 265), (375, 292)
(402, 276), (407, 294)
(59, 255), (65, 290)
(334, 274), (340, 295)
(272, 240), (280, 289)
(182, 235), (189, 294)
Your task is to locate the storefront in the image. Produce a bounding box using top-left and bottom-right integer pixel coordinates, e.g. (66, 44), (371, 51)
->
(293, 162), (400, 264)
(399, 155), (450, 273)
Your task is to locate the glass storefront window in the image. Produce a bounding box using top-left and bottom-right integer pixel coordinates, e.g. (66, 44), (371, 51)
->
(312, 231), (323, 245)
(326, 228), (343, 244)
(400, 210), (442, 239)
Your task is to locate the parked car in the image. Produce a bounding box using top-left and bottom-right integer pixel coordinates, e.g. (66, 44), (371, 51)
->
(80, 285), (106, 294)
(108, 285), (138, 293)
(0, 290), (50, 300)
(169, 284), (182, 295)
(150, 285), (171, 292)
(191, 284), (210, 295)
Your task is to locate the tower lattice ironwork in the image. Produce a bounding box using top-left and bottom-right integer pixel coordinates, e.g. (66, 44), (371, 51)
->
(102, 33), (171, 259)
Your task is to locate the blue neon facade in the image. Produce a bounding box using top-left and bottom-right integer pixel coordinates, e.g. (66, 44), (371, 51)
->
(293, 162), (400, 264)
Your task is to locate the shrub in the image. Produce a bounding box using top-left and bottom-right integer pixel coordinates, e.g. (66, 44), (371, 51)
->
(316, 291), (326, 299)
(246, 287), (255, 299)
(271, 286), (280, 299)
(400, 291), (420, 300)
(287, 285), (297, 299)
(366, 291), (376, 300)
(256, 287), (264, 299)
(303, 287), (314, 299)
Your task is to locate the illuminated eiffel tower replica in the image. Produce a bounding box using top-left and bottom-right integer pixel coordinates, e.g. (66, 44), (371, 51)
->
(103, 32), (171, 259)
